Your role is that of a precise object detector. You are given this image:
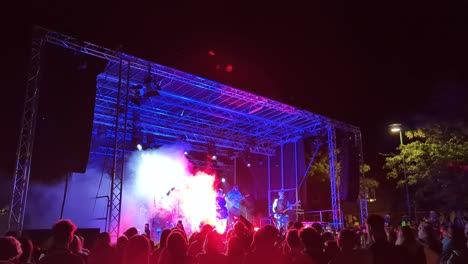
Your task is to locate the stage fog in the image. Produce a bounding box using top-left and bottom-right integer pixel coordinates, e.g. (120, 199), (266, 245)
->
(24, 144), (221, 236)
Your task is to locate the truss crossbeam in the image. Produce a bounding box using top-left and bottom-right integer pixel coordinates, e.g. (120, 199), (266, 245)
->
(92, 113), (276, 156)
(96, 74), (307, 133)
(94, 90), (264, 139)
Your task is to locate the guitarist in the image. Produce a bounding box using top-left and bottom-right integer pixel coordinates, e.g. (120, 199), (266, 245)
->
(272, 191), (291, 231)
(225, 185), (246, 227)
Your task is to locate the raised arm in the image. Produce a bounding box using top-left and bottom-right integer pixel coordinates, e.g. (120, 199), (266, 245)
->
(272, 198), (279, 213)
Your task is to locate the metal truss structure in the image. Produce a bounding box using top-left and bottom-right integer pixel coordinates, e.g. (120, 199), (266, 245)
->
(8, 32), (44, 232)
(356, 131), (369, 226)
(327, 125), (341, 228)
(107, 60), (130, 240)
(9, 26), (367, 236)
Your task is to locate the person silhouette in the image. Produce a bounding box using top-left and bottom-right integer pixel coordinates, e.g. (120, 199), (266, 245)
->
(225, 185), (244, 227)
(272, 191), (290, 230)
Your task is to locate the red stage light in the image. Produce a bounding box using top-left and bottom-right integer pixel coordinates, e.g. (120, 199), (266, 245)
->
(225, 65), (233, 72)
(209, 50), (216, 56)
(253, 227), (260, 232)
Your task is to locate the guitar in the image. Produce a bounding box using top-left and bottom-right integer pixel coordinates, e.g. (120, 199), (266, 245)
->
(273, 200), (301, 220)
(226, 194), (250, 210)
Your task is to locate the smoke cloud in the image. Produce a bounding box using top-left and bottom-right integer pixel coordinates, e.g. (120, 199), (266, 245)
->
(121, 144), (218, 235)
(23, 143), (219, 238)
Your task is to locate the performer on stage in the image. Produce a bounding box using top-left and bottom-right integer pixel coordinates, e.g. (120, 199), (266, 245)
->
(272, 191), (290, 231)
(215, 189), (228, 233)
(225, 185), (244, 226)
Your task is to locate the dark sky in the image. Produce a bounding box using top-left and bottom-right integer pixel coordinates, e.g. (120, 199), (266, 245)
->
(2, 0), (467, 181)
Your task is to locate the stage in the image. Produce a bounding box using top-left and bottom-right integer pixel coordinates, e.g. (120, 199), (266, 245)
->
(8, 26), (368, 240)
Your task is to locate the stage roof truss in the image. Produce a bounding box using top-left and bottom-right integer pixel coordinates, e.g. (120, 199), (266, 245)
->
(94, 60), (359, 156)
(41, 27), (361, 154)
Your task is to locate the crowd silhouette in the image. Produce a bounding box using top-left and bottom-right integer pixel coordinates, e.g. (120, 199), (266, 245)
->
(1, 213), (468, 264)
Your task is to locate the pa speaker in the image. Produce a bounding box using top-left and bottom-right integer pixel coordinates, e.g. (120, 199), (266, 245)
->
(31, 45), (106, 181)
(339, 137), (360, 202)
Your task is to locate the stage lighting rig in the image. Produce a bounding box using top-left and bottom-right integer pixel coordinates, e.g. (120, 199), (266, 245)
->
(130, 96), (142, 106)
(207, 142), (217, 161)
(142, 64), (162, 97)
(129, 66), (162, 106)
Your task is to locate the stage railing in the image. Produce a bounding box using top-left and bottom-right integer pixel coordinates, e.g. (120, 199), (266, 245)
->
(303, 210), (344, 226)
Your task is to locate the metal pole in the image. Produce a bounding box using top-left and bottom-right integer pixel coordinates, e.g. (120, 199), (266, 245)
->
(400, 131), (411, 221)
(60, 173), (70, 219)
(294, 141), (299, 221)
(281, 144), (284, 190)
(295, 141), (298, 203)
(268, 156), (271, 216)
(299, 143), (320, 190)
(234, 157), (237, 185)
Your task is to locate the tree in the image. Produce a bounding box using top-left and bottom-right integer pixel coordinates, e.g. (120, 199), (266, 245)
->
(383, 121), (468, 211)
(305, 146), (377, 200)
(306, 147), (334, 182)
(361, 165), (379, 201)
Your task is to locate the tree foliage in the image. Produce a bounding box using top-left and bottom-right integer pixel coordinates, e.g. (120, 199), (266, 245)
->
(361, 164), (379, 199)
(306, 147), (333, 182)
(383, 121), (468, 210)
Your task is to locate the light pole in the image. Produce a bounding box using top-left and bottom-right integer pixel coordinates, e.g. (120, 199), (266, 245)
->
(389, 123), (411, 221)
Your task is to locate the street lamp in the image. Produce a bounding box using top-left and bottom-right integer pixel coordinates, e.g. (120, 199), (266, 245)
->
(389, 123), (411, 221)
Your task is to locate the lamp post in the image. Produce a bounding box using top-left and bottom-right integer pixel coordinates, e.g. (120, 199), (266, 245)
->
(389, 123), (411, 221)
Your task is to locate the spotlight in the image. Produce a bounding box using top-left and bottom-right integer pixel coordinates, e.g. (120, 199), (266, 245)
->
(142, 65), (162, 97)
(207, 143), (217, 161)
(221, 178), (226, 183)
(143, 75), (154, 90)
(184, 151), (189, 155)
(246, 162), (251, 167)
(143, 74), (162, 91)
(154, 82), (162, 91)
(137, 144), (143, 151)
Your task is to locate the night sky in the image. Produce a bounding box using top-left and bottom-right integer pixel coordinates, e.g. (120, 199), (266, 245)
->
(1, 1), (467, 191)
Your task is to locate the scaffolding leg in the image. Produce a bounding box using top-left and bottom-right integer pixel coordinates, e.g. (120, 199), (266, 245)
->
(108, 60), (130, 241)
(8, 36), (45, 232)
(327, 125), (342, 229)
(355, 130), (368, 226)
